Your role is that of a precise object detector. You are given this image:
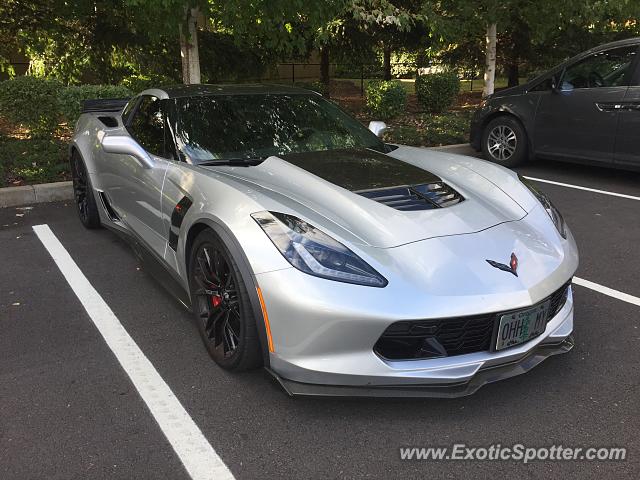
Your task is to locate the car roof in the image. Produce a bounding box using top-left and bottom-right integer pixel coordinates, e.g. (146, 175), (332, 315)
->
(579, 36), (640, 56)
(521, 36), (640, 88)
(140, 83), (317, 100)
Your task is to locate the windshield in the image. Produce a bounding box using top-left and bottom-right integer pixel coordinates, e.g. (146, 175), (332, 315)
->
(171, 93), (386, 163)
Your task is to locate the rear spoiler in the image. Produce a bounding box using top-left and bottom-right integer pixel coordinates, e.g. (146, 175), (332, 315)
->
(81, 98), (130, 114)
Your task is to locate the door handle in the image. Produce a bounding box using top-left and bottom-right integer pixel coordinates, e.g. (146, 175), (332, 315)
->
(596, 102), (640, 112)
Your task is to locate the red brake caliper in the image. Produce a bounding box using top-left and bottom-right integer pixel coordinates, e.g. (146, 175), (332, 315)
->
(211, 294), (222, 308)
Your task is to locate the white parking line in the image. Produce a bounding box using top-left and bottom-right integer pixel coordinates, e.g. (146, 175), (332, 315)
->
(523, 176), (640, 201)
(32, 224), (235, 480)
(574, 276), (640, 307)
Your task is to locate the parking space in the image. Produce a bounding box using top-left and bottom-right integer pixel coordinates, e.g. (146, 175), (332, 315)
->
(1, 158), (639, 479)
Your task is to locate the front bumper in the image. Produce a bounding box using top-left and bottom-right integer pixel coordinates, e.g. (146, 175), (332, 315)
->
(259, 264), (575, 397)
(270, 335), (574, 398)
(469, 108), (486, 151)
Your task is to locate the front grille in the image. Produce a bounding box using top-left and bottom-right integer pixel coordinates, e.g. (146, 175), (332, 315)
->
(549, 281), (571, 318)
(374, 281), (572, 361)
(356, 182), (463, 211)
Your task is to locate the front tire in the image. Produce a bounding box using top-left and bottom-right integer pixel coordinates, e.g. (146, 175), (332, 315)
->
(481, 116), (528, 167)
(188, 229), (262, 371)
(71, 151), (101, 229)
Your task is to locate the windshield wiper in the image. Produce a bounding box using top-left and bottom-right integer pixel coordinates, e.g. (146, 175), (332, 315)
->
(198, 157), (266, 167)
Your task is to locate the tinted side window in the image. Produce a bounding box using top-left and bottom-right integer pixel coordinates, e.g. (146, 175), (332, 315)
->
(121, 98), (138, 124)
(561, 46), (637, 90)
(129, 96), (164, 157)
(530, 76), (555, 92)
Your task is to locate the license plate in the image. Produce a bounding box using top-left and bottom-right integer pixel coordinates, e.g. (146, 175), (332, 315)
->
(495, 301), (550, 351)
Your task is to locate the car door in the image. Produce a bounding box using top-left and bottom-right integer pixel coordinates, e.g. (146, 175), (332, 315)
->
(614, 45), (640, 167)
(533, 45), (637, 164)
(103, 94), (170, 259)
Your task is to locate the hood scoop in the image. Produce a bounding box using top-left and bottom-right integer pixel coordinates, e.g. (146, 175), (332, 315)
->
(356, 182), (464, 211)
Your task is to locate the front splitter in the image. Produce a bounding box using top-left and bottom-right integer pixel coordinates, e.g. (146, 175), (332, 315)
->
(267, 336), (574, 398)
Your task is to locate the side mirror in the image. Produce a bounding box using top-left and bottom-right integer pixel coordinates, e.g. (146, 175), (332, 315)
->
(368, 121), (388, 138)
(101, 134), (155, 169)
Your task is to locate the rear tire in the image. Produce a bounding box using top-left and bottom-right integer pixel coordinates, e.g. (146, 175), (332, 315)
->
(481, 116), (528, 167)
(71, 151), (101, 229)
(188, 229), (262, 371)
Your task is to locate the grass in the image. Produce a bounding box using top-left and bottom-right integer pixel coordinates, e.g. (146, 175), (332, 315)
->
(0, 117), (70, 187)
(338, 77), (529, 95)
(0, 135), (69, 187)
(383, 110), (473, 147)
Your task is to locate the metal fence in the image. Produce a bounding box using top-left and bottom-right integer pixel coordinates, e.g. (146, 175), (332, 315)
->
(2, 59), (483, 94)
(269, 62), (482, 95)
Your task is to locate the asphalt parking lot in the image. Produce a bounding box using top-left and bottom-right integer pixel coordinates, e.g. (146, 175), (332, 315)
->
(1, 150), (639, 479)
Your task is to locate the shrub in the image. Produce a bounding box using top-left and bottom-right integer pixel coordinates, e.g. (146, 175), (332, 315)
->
(383, 111), (472, 148)
(422, 111), (471, 146)
(415, 72), (460, 113)
(120, 73), (177, 93)
(0, 76), (64, 137)
(294, 81), (329, 96)
(0, 136), (68, 186)
(58, 84), (132, 126)
(364, 80), (407, 120)
(390, 51), (417, 79)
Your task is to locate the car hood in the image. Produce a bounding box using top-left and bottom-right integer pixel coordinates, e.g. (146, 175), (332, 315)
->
(202, 147), (527, 248)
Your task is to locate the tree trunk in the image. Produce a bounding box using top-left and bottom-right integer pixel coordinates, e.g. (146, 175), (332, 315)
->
(482, 23), (497, 97)
(507, 63), (519, 87)
(320, 46), (330, 86)
(180, 6), (201, 85)
(382, 44), (392, 81)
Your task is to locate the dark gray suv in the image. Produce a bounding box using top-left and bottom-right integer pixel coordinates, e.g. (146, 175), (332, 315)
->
(470, 38), (640, 169)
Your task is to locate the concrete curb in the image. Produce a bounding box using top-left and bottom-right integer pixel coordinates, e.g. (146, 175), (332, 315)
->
(0, 181), (73, 209)
(430, 143), (472, 151)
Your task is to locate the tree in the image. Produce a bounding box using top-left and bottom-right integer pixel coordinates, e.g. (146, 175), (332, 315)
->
(351, 0), (427, 80)
(1, 0), (152, 83)
(314, 0), (427, 87)
(483, 22), (496, 97)
(431, 0), (640, 94)
(125, 0), (345, 84)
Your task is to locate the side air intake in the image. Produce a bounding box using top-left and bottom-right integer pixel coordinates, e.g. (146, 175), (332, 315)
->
(356, 182), (464, 211)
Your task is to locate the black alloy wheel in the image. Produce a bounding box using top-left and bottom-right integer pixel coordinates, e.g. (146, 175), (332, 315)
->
(71, 151), (101, 228)
(189, 230), (262, 371)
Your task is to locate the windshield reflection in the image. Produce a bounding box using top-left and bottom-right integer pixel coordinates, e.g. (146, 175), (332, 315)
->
(171, 94), (385, 163)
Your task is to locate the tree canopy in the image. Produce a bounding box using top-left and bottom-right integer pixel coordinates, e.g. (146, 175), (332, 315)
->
(1, 0), (638, 86)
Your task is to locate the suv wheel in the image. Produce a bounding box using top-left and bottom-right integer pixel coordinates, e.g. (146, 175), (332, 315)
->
(481, 116), (528, 167)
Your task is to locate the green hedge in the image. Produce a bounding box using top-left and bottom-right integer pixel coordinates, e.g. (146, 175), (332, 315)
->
(415, 72), (460, 113)
(0, 135), (68, 186)
(58, 84), (132, 126)
(364, 80), (407, 120)
(120, 73), (176, 93)
(0, 77), (133, 134)
(0, 76), (64, 137)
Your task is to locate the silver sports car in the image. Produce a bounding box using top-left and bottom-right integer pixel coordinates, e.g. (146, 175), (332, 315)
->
(70, 84), (578, 397)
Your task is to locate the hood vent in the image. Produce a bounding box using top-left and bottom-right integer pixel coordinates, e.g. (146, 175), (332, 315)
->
(356, 182), (464, 211)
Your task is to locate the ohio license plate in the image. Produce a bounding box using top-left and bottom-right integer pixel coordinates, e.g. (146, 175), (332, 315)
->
(495, 301), (550, 351)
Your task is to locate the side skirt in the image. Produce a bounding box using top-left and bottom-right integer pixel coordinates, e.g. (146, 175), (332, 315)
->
(105, 224), (193, 312)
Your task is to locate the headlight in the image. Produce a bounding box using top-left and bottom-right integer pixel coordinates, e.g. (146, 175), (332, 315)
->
(519, 175), (567, 238)
(252, 211), (388, 287)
